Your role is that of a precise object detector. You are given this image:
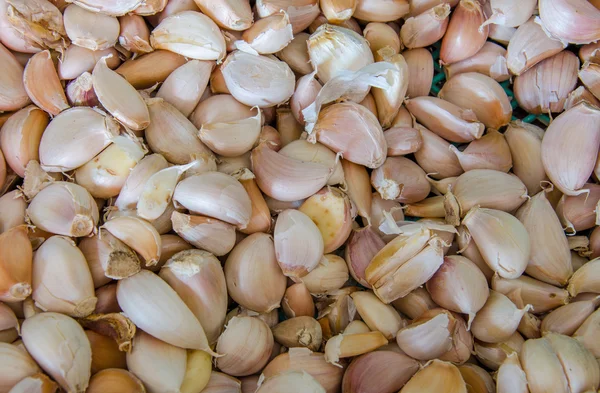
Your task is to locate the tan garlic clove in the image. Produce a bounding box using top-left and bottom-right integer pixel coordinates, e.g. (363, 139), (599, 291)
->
(462, 207), (530, 279)
(117, 14), (152, 55)
(568, 258), (600, 296)
(86, 330), (126, 374)
(94, 284), (120, 314)
(320, 0), (357, 23)
(345, 226), (385, 287)
(241, 12), (293, 55)
(279, 140), (343, 186)
(400, 4), (450, 49)
(371, 156), (430, 205)
(396, 309), (455, 360)
(324, 331), (388, 367)
(371, 50), (408, 128)
(231, 169), (272, 235)
(115, 50), (186, 89)
(275, 107), (304, 146)
(351, 291), (405, 340)
(413, 124), (464, 179)
(78, 313), (136, 353)
(22, 312), (91, 393)
(283, 283), (315, 318)
(504, 121), (547, 195)
(383, 127), (423, 157)
(426, 255), (489, 326)
(23, 51), (68, 116)
(457, 364), (495, 393)
(277, 33), (313, 76)
(300, 254), (349, 294)
(92, 57), (149, 131)
(0, 342), (40, 392)
(0, 302), (19, 343)
(199, 109), (262, 158)
(272, 316), (322, 351)
(399, 359), (467, 393)
(538, 0), (600, 45)
(155, 60), (212, 117)
(492, 275), (568, 313)
(170, 212), (235, 256)
(440, 0), (488, 65)
(63, 4), (119, 51)
(337, 160), (367, 223)
(342, 320), (370, 335)
(0, 226), (32, 303)
(564, 85), (600, 111)
(444, 169), (528, 224)
(574, 308), (600, 358)
(0, 190), (27, 235)
(514, 50), (580, 114)
(450, 129), (513, 173)
(159, 250), (227, 345)
(102, 216), (161, 267)
(193, 0), (252, 30)
(474, 332), (524, 370)
(216, 316), (274, 377)
(363, 22), (400, 60)
(180, 350), (212, 393)
(404, 196), (446, 218)
(391, 287), (437, 320)
(471, 290), (531, 343)
(0, 42), (30, 112)
(313, 101), (386, 169)
(342, 350), (418, 393)
(126, 331), (186, 393)
(438, 72), (512, 129)
(541, 298), (600, 336)
(520, 336), (570, 393)
(27, 181), (99, 237)
(353, 0), (409, 22)
(307, 24), (373, 83)
(556, 183), (600, 234)
(542, 102), (600, 196)
(86, 369), (145, 393)
(579, 61), (600, 101)
(154, 234), (192, 272)
(444, 41), (509, 82)
(117, 270), (213, 352)
(7, 373), (59, 393)
(150, 11), (226, 60)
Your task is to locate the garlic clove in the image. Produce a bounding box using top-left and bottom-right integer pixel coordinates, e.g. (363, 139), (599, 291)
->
(92, 57), (149, 131)
(405, 96), (484, 143)
(232, 168), (272, 235)
(65, 72), (99, 107)
(126, 331), (186, 393)
(200, 371), (242, 393)
(156, 60), (212, 117)
(344, 226), (385, 287)
(78, 313), (136, 352)
(86, 369), (145, 393)
(455, 225), (494, 282)
(504, 121), (547, 195)
(492, 275), (568, 313)
(438, 313), (473, 365)
(324, 331), (388, 367)
(21, 312), (91, 393)
(462, 207), (530, 279)
(117, 14), (152, 55)
(180, 349), (212, 393)
(216, 316), (274, 377)
(343, 320), (371, 335)
(115, 50), (186, 89)
(396, 309), (455, 361)
(279, 140), (343, 186)
(383, 127), (423, 158)
(0, 42), (30, 112)
(372, 50), (408, 128)
(0, 302), (19, 343)
(391, 287), (438, 320)
(404, 196), (446, 218)
(514, 50), (580, 114)
(272, 316), (322, 351)
(408, 0), (458, 17)
(257, 0), (320, 34)
(5, 0), (66, 53)
(102, 216), (161, 267)
(23, 51), (68, 116)
(538, 0), (600, 45)
(556, 183), (600, 234)
(58, 45), (120, 81)
(564, 86), (600, 111)
(159, 249), (228, 345)
(276, 106), (304, 146)
(440, 0), (488, 65)
(399, 359), (467, 393)
(283, 282), (315, 318)
(474, 332), (524, 370)
(0, 342), (40, 392)
(545, 333), (600, 393)
(63, 4), (119, 51)
(444, 41), (510, 82)
(371, 156), (430, 203)
(438, 72), (512, 129)
(290, 72), (321, 125)
(567, 258), (600, 296)
(241, 12), (293, 55)
(153, 234), (193, 272)
(520, 336), (570, 393)
(0, 225), (32, 303)
(85, 330), (126, 374)
(257, 371), (326, 393)
(170, 212), (236, 257)
(221, 51), (295, 108)
(363, 22), (400, 60)
(579, 61), (600, 102)
(541, 299), (600, 336)
(341, 350), (418, 393)
(457, 364), (495, 393)
(199, 108), (262, 157)
(351, 291), (405, 340)
(450, 129), (513, 173)
(94, 284), (120, 314)
(7, 373), (59, 393)
(496, 352), (528, 393)
(117, 270), (213, 352)
(193, 0), (252, 30)
(471, 290), (531, 343)
(320, 0), (357, 23)
(574, 309), (600, 358)
(413, 124), (464, 179)
(400, 4), (450, 49)
(353, 0), (409, 22)
(300, 254), (349, 294)
(277, 32), (313, 76)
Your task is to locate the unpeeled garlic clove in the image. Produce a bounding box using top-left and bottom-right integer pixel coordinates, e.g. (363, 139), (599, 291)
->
(159, 249), (228, 345)
(153, 234), (193, 272)
(155, 60), (212, 117)
(574, 308), (600, 358)
(546, 334), (600, 393)
(363, 22), (400, 60)
(444, 41), (509, 82)
(257, 371), (327, 393)
(391, 287), (437, 320)
(241, 12), (293, 55)
(514, 50), (580, 114)
(279, 140), (343, 186)
(440, 0), (488, 65)
(0, 105), (45, 178)
(0, 302), (19, 343)
(539, 0), (600, 45)
(382, 127), (423, 159)
(471, 290), (531, 343)
(7, 373), (59, 393)
(371, 50), (408, 128)
(450, 129), (513, 173)
(342, 350), (418, 393)
(316, 287), (360, 338)
(404, 196), (445, 218)
(200, 371), (241, 393)
(193, 0), (252, 31)
(94, 283), (120, 314)
(568, 258), (600, 296)
(300, 254), (349, 294)
(339, 159), (369, 222)
(21, 312), (91, 393)
(400, 4), (450, 49)
(199, 108), (262, 158)
(272, 316), (322, 351)
(133, 0), (167, 16)
(504, 121), (547, 195)
(65, 72), (99, 107)
(475, 334), (525, 370)
(541, 298), (600, 336)
(344, 226), (385, 288)
(283, 282), (315, 318)
(126, 330), (186, 393)
(437, 312), (472, 364)
(520, 336), (570, 393)
(353, 0), (409, 22)
(579, 61), (600, 101)
(438, 72), (512, 129)
(395, 308), (454, 360)
(0, 42), (29, 112)
(496, 352), (528, 393)
(23, 50), (68, 116)
(457, 364), (495, 393)
(63, 4), (119, 51)
(231, 169), (272, 235)
(351, 291), (405, 340)
(413, 124), (464, 179)
(102, 216), (161, 267)
(369, 194), (405, 239)
(117, 14), (152, 55)
(564, 85), (600, 111)
(399, 359), (467, 393)
(493, 275), (568, 313)
(556, 183), (600, 234)
(371, 156), (430, 203)
(0, 342), (40, 391)
(290, 73), (321, 126)
(462, 207), (530, 279)
(86, 369), (145, 393)
(0, 225), (32, 303)
(170, 212), (235, 256)
(86, 330), (126, 374)
(402, 49), (434, 98)
(324, 331), (388, 367)
(276, 33), (313, 76)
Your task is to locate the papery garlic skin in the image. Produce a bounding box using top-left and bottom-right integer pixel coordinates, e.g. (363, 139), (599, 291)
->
(538, 0), (600, 45)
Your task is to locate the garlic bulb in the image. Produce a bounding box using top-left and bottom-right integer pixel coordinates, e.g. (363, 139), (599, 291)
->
(440, 0), (488, 65)
(21, 312), (91, 393)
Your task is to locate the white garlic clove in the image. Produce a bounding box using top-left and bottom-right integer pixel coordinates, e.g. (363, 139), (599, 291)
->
(504, 121), (547, 195)
(353, 0), (409, 22)
(400, 4), (450, 49)
(471, 290), (531, 343)
(396, 309), (455, 361)
(63, 4), (119, 51)
(538, 0), (600, 45)
(567, 258), (600, 297)
(450, 129), (513, 173)
(198, 109), (262, 158)
(0, 42), (30, 111)
(399, 359), (467, 393)
(102, 216), (161, 267)
(496, 352), (528, 393)
(114, 154), (169, 211)
(241, 12), (293, 55)
(257, 371), (325, 393)
(300, 254), (349, 294)
(351, 291), (405, 340)
(194, 0), (253, 31)
(156, 60), (213, 117)
(171, 212), (236, 256)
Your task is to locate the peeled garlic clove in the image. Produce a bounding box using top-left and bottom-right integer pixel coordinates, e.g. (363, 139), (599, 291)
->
(414, 124), (464, 179)
(371, 156), (430, 203)
(199, 109), (262, 157)
(325, 331), (388, 367)
(471, 290), (530, 343)
(0, 42), (29, 111)
(504, 121), (547, 195)
(450, 129), (513, 173)
(21, 312), (91, 393)
(126, 331), (186, 393)
(313, 101), (386, 169)
(520, 337), (570, 393)
(159, 249), (227, 345)
(345, 226), (385, 288)
(542, 102), (600, 196)
(444, 41), (509, 82)
(351, 291), (405, 340)
(579, 61), (600, 101)
(539, 0), (600, 45)
(272, 316), (322, 351)
(102, 216), (161, 267)
(541, 299), (600, 336)
(300, 254), (348, 294)
(307, 24), (373, 83)
(156, 60), (212, 117)
(63, 4), (119, 51)
(283, 282), (315, 318)
(23, 51), (68, 116)
(440, 0), (488, 65)
(117, 14), (152, 55)
(216, 316), (274, 377)
(399, 359), (466, 393)
(400, 4), (450, 49)
(395, 309), (454, 360)
(342, 350), (418, 393)
(0, 226), (32, 302)
(405, 96), (484, 143)
(353, 0), (409, 22)
(514, 50), (580, 114)
(493, 275), (568, 313)
(438, 72), (512, 129)
(86, 369), (144, 393)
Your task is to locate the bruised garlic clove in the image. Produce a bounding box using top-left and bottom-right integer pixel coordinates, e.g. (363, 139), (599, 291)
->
(440, 0), (488, 65)
(342, 350), (418, 393)
(126, 331), (186, 393)
(0, 226), (32, 302)
(23, 51), (69, 116)
(492, 275), (568, 313)
(414, 124), (464, 179)
(171, 212), (235, 257)
(541, 102), (600, 196)
(471, 291), (531, 343)
(399, 359), (466, 393)
(426, 255), (489, 327)
(345, 226), (385, 287)
(272, 316), (322, 351)
(216, 316), (274, 377)
(444, 41), (509, 82)
(538, 0), (600, 45)
(400, 4), (450, 49)
(86, 369), (145, 393)
(159, 249), (228, 345)
(324, 332), (388, 367)
(504, 121), (547, 195)
(102, 216), (161, 267)
(63, 4), (119, 51)
(351, 291), (405, 339)
(450, 129), (512, 173)
(0, 42), (30, 111)
(462, 207), (530, 279)
(396, 309), (455, 361)
(283, 283), (315, 318)
(22, 312), (91, 393)
(371, 156), (430, 203)
(300, 254), (348, 294)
